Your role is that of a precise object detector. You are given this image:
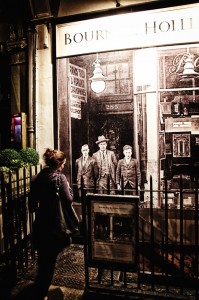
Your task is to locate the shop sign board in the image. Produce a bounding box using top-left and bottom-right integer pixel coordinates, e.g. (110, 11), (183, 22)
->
(86, 194), (139, 271)
(70, 99), (81, 119)
(68, 63), (87, 119)
(56, 4), (199, 57)
(165, 117), (199, 134)
(91, 101), (133, 113)
(69, 63), (87, 102)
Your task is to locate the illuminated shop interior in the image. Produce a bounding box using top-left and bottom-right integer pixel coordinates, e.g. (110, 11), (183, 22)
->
(57, 44), (199, 209)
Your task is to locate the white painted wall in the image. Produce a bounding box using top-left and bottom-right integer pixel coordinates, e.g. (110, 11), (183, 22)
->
(35, 25), (54, 163)
(134, 48), (159, 206)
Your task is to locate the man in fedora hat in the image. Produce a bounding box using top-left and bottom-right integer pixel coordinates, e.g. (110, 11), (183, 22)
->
(92, 135), (117, 194)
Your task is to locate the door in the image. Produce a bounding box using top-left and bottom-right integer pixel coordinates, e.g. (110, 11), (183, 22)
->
(89, 113), (134, 160)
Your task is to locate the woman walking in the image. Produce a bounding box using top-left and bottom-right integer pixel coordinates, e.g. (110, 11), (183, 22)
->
(29, 148), (74, 300)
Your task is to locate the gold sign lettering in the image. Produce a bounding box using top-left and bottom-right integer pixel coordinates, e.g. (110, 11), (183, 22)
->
(145, 17), (192, 34)
(65, 30), (111, 45)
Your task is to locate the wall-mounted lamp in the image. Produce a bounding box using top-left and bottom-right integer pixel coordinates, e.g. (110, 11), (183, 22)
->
(169, 50), (199, 78)
(89, 54), (107, 93)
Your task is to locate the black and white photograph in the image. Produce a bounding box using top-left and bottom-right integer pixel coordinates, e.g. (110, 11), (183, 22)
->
(88, 197), (138, 268)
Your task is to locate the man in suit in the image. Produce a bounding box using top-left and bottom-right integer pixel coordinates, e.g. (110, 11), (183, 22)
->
(75, 144), (98, 198)
(92, 135), (117, 194)
(116, 144), (141, 195)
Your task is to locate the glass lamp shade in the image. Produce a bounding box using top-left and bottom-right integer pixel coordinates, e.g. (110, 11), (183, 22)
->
(91, 80), (106, 93)
(181, 55), (199, 77)
(89, 55), (107, 93)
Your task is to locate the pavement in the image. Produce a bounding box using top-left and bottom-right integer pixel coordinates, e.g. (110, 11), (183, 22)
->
(0, 243), (196, 300)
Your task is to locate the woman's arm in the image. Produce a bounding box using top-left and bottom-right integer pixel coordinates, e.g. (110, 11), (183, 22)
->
(59, 174), (74, 203)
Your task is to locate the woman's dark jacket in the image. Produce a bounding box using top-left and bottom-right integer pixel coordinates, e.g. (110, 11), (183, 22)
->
(28, 167), (73, 244)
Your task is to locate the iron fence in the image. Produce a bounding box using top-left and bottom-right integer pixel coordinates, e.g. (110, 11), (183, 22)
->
(81, 175), (199, 299)
(0, 165), (42, 283)
(0, 170), (198, 299)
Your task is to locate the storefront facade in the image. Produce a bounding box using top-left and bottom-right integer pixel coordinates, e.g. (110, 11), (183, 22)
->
(50, 3), (199, 206)
(1, 1), (198, 207)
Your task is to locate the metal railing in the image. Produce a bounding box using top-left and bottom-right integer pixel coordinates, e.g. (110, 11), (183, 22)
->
(0, 170), (198, 299)
(81, 175), (199, 299)
(0, 165), (42, 283)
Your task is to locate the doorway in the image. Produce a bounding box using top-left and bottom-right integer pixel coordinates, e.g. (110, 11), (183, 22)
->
(71, 112), (134, 197)
(89, 113), (134, 160)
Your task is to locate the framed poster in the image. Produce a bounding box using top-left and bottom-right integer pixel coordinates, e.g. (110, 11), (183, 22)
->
(86, 194), (139, 272)
(160, 102), (171, 115)
(159, 131), (166, 159)
(172, 133), (191, 157)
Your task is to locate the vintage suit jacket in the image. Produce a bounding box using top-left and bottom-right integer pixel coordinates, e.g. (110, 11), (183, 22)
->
(116, 158), (141, 188)
(75, 155), (98, 189)
(92, 150), (117, 184)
